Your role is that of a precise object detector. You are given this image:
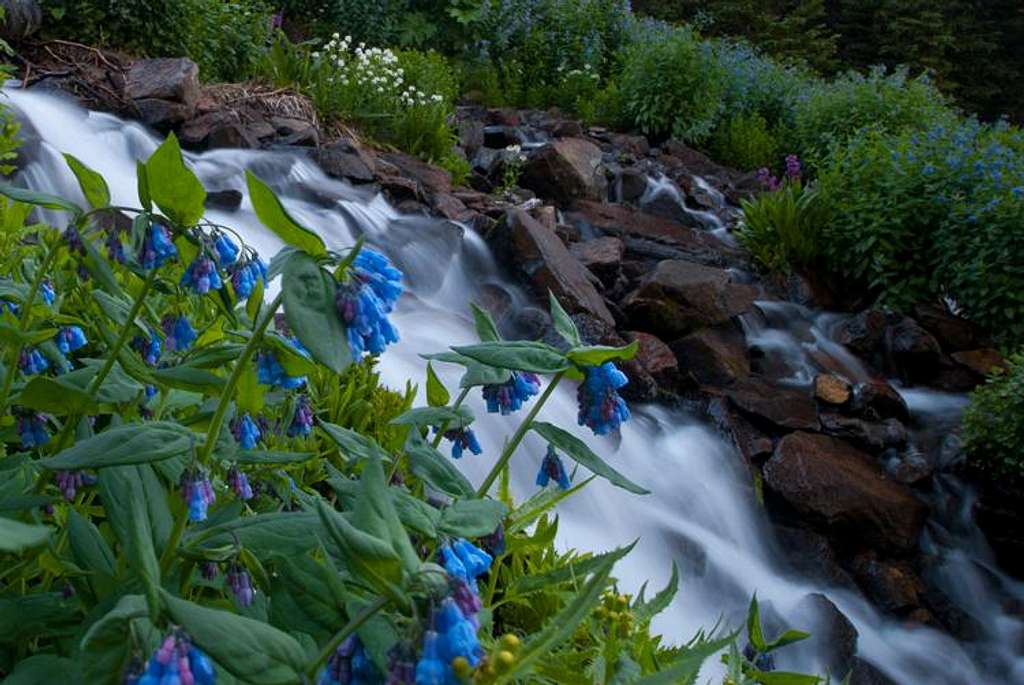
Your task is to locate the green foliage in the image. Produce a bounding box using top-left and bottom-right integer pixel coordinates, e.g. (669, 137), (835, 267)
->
(0, 105), (19, 177)
(619, 26), (727, 142)
(737, 180), (830, 273)
(710, 112), (781, 171)
(964, 352), (1024, 482)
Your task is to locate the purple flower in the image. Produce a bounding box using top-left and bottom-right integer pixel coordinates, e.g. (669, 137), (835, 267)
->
(228, 258), (268, 300)
(17, 412), (49, 448)
(227, 564), (256, 607)
(162, 316), (197, 352)
(227, 465), (254, 500)
(287, 395), (314, 437)
(131, 331), (162, 367)
(536, 444), (571, 490)
(40, 280), (55, 306)
(335, 248), (403, 358)
(482, 523), (506, 557)
(482, 371), (541, 415)
(125, 631), (215, 685)
(55, 470), (95, 501)
(213, 233), (240, 266)
(756, 167), (781, 191)
(385, 643), (416, 685)
(438, 428), (482, 459)
(318, 635), (379, 685)
(576, 361), (630, 435)
(56, 326), (88, 354)
(231, 413), (262, 449)
(138, 223), (178, 269)
(64, 226), (86, 255)
(18, 348), (49, 375)
(106, 229), (126, 263)
(181, 255), (224, 295)
(413, 632), (447, 685)
(201, 562), (219, 580)
(784, 154), (801, 180)
(180, 469), (216, 522)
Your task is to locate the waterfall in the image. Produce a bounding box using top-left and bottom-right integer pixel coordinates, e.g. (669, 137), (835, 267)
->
(5, 86), (1022, 684)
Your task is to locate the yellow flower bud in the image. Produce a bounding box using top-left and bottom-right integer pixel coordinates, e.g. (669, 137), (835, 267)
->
(452, 656), (472, 677)
(499, 634), (521, 651)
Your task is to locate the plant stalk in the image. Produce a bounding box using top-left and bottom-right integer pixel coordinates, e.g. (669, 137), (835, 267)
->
(86, 267), (159, 396)
(306, 595), (389, 680)
(476, 370), (565, 497)
(430, 386), (470, 449)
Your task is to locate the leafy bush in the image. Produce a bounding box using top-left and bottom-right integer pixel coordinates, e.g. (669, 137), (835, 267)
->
(187, 1), (275, 82)
(964, 353), (1024, 482)
(619, 26), (727, 142)
(278, 0), (409, 45)
(710, 112), (781, 171)
(737, 177), (830, 273)
(709, 39), (813, 130)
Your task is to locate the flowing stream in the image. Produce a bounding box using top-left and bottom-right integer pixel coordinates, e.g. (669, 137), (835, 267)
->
(6, 86), (1023, 684)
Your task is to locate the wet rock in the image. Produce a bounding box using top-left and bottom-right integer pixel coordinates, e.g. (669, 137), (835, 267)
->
(820, 414), (907, 454)
(764, 432), (928, 551)
(795, 593), (859, 678)
(621, 260), (757, 340)
(519, 138), (606, 205)
(483, 125), (518, 149)
(431, 194), (475, 223)
(884, 317), (944, 384)
(616, 168), (649, 203)
(726, 378), (818, 432)
(491, 209), (616, 328)
(458, 118), (485, 157)
(485, 108), (520, 127)
(377, 175), (419, 204)
(133, 99), (194, 130)
(379, 152), (452, 199)
(815, 374), (852, 405)
(316, 139), (376, 183)
(913, 303), (983, 352)
(951, 348), (1007, 378)
(569, 237), (624, 285)
(125, 58), (200, 110)
(850, 380), (910, 423)
(0, 0), (42, 41)
(848, 658), (898, 685)
(624, 331), (679, 390)
(551, 120), (584, 138)
(180, 110), (258, 149)
(269, 116), (318, 146)
(849, 551), (924, 612)
(707, 398), (774, 473)
(671, 324), (750, 387)
(606, 132), (650, 157)
(205, 189), (243, 211)
(773, 526), (857, 590)
(834, 309), (888, 356)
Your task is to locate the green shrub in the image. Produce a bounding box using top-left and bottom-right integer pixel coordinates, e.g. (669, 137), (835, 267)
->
(619, 26), (726, 142)
(187, 1), (274, 82)
(710, 112), (780, 171)
(0, 100), (19, 177)
(737, 179), (830, 272)
(278, 0), (408, 45)
(964, 353), (1024, 482)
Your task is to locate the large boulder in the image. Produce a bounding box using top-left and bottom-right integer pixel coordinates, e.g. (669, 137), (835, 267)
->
(795, 593), (859, 678)
(569, 237), (624, 286)
(671, 324), (750, 387)
(763, 433), (928, 552)
(849, 551), (924, 613)
(491, 209), (616, 329)
(316, 138), (377, 183)
(0, 0), (42, 41)
(623, 331), (680, 391)
(378, 152), (452, 200)
(884, 317), (944, 384)
(519, 138), (606, 204)
(180, 110), (260, 149)
(621, 260), (757, 340)
(834, 309), (887, 356)
(125, 58), (200, 110)
(819, 414), (907, 454)
(726, 378), (819, 432)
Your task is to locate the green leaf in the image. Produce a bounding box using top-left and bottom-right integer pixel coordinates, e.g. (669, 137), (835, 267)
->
(319, 422), (391, 464)
(404, 432), (474, 498)
(136, 161), (152, 211)
(246, 171), (326, 257)
(282, 251), (350, 373)
(97, 465), (173, 555)
(269, 553), (346, 642)
(471, 303), (501, 342)
(630, 633), (737, 685)
(63, 154), (110, 209)
(127, 486), (161, 618)
(0, 181), (82, 214)
(151, 365), (225, 394)
(390, 405), (474, 428)
(505, 477), (592, 534)
(531, 421), (649, 495)
(549, 291), (581, 347)
(633, 562), (679, 622)
(425, 362), (450, 407)
(16, 375), (98, 415)
(0, 518), (51, 553)
(316, 500), (406, 604)
(41, 422), (195, 470)
(185, 512), (322, 559)
(233, 450), (315, 465)
(349, 453), (420, 575)
(163, 591), (308, 685)
(246, 274), (265, 322)
(748, 670), (823, 685)
(452, 341), (569, 374)
(566, 341), (639, 367)
(145, 133), (206, 226)
(81, 230), (125, 297)
(61, 360), (145, 404)
(0, 593), (81, 644)
(510, 542), (634, 596)
(764, 629), (812, 653)
(80, 595), (160, 685)
(0, 323), (59, 347)
(67, 509), (117, 590)
(438, 499), (508, 538)
(747, 594), (767, 652)
(0, 655), (78, 684)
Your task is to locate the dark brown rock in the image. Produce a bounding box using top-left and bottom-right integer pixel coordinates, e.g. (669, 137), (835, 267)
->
(727, 379), (819, 432)
(848, 658), (899, 685)
(624, 331), (679, 390)
(834, 310), (888, 356)
(707, 398), (774, 472)
(125, 58), (200, 109)
(606, 132), (650, 157)
(379, 152), (452, 199)
(519, 138), (606, 205)
(317, 139), (376, 183)
(486, 108), (520, 127)
(671, 325), (750, 387)
(622, 260), (756, 340)
(179, 110), (258, 149)
(885, 317), (944, 384)
(133, 98), (194, 130)
(951, 348), (1007, 378)
(205, 189), (243, 211)
(377, 175), (419, 204)
(819, 414), (907, 454)
(431, 194), (475, 222)
(913, 303), (983, 352)
(616, 168), (649, 203)
(850, 551), (924, 612)
(764, 433), (928, 551)
(569, 237), (624, 285)
(815, 374), (852, 405)
(850, 380), (910, 423)
(773, 526), (857, 590)
(796, 593), (859, 677)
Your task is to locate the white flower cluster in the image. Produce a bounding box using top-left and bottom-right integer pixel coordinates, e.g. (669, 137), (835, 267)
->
(313, 33), (444, 108)
(557, 63), (600, 81)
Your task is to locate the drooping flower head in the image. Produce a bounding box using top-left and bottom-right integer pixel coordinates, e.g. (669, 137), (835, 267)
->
(55, 470), (96, 501)
(335, 248), (402, 358)
(230, 413), (262, 450)
(437, 428), (481, 460)
(227, 464), (254, 500)
(17, 412), (49, 448)
(162, 315), (197, 353)
(785, 154), (802, 181)
(201, 562), (219, 581)
(228, 257), (268, 300)
(482, 523), (506, 557)
(576, 361), (630, 435)
(139, 223), (178, 269)
(755, 167), (781, 192)
(181, 255), (224, 295)
(124, 630), (216, 685)
(40, 280), (55, 306)
(385, 642), (416, 685)
(64, 225), (86, 255)
(482, 371), (541, 415)
(226, 564), (256, 608)
(18, 347), (49, 375)
(213, 232), (240, 266)
(287, 395), (314, 438)
(180, 468), (216, 522)
(439, 538), (492, 592)
(106, 228), (126, 264)
(56, 326), (88, 354)
(256, 337), (308, 389)
(317, 635), (380, 685)
(413, 631), (448, 685)
(536, 444), (571, 490)
(434, 597), (483, 668)
(131, 331), (162, 367)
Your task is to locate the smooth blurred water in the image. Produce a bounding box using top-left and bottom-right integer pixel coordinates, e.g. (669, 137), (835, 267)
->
(6, 87), (1022, 684)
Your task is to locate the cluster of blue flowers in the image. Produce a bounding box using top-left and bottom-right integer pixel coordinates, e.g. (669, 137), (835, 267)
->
(482, 371), (541, 415)
(126, 632), (216, 685)
(139, 223), (178, 269)
(18, 347), (49, 375)
(231, 413), (262, 449)
(576, 361), (630, 435)
(105, 227), (127, 264)
(318, 636), (379, 685)
(536, 444), (571, 490)
(257, 338), (308, 389)
(17, 412), (48, 448)
(227, 464), (254, 500)
(226, 564), (256, 607)
(132, 331), (162, 367)
(162, 316), (197, 353)
(415, 597), (483, 683)
(229, 257), (268, 300)
(56, 326), (88, 354)
(438, 428), (482, 460)
(213, 232), (240, 266)
(335, 248), (402, 358)
(180, 469), (216, 522)
(288, 395), (314, 437)
(438, 538), (493, 593)
(55, 470), (95, 501)
(181, 255), (223, 295)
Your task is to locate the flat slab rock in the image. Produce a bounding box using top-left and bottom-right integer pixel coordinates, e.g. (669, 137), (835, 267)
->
(125, 58), (200, 108)
(763, 432), (928, 552)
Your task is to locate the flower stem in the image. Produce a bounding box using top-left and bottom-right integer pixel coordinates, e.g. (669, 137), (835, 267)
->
(86, 267), (159, 397)
(196, 292), (284, 464)
(430, 386), (470, 449)
(306, 595), (389, 680)
(159, 502), (190, 575)
(476, 370), (565, 498)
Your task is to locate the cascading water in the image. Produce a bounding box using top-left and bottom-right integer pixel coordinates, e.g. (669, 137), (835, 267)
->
(6, 86), (1023, 684)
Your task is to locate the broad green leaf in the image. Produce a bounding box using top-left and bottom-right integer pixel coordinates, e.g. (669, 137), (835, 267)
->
(145, 133), (206, 226)
(438, 499), (508, 538)
(163, 591), (308, 685)
(459, 361), (512, 388)
(0, 655), (78, 684)
(185, 512), (322, 559)
(316, 501), (406, 604)
(233, 450), (315, 465)
(97, 465), (172, 556)
(127, 481), (161, 617)
(246, 171), (326, 256)
(390, 405), (473, 429)
(328, 473), (439, 539)
(634, 562), (679, 623)
(349, 454), (420, 575)
(566, 341), (639, 367)
(404, 432), (474, 498)
(748, 670), (823, 685)
(510, 542), (634, 596)
(549, 291), (581, 347)
(60, 360), (145, 404)
(17, 376), (98, 415)
(506, 477), (592, 535)
(748, 594), (767, 652)
(0, 518), (50, 553)
(136, 161), (152, 211)
(67, 509), (117, 591)
(630, 633), (737, 685)
(41, 422), (195, 470)
(471, 302), (501, 342)
(63, 154), (110, 209)
(0, 181), (82, 214)
(151, 365), (225, 394)
(0, 593), (80, 644)
(235, 361), (265, 414)
(91, 290), (132, 326)
(268, 553), (345, 642)
(319, 422), (391, 464)
(80, 595), (160, 685)
(0, 323), (59, 347)
(764, 629), (812, 653)
(531, 421), (649, 495)
(263, 332), (319, 377)
(246, 274), (265, 322)
(282, 251), (350, 373)
(425, 362), (450, 407)
(452, 341), (569, 374)
(81, 231), (124, 297)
